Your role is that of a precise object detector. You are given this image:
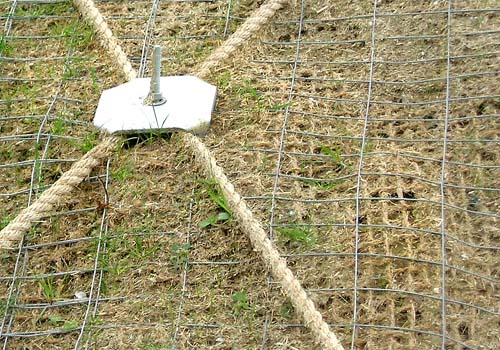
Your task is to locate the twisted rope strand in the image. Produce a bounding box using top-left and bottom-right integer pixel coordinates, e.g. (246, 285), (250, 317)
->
(0, 136), (119, 247)
(196, 0), (289, 78)
(72, 0), (136, 81)
(0, 0), (345, 348)
(184, 133), (344, 350)
(0, 0), (136, 247)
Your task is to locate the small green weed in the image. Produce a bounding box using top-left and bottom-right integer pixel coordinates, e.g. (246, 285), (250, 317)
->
(217, 71), (231, 91)
(279, 301), (294, 319)
(48, 315), (63, 325)
(63, 57), (91, 80)
(95, 234), (129, 276)
(3, 82), (41, 100)
(170, 243), (190, 270)
(376, 274), (390, 289)
(50, 20), (94, 50)
(75, 131), (99, 152)
(38, 277), (57, 302)
(0, 36), (13, 56)
(74, 23), (94, 49)
(63, 320), (79, 332)
(0, 144), (14, 162)
(194, 42), (213, 59)
(21, 118), (35, 125)
(269, 101), (292, 111)
(51, 118), (66, 135)
(90, 67), (99, 93)
(0, 298), (14, 316)
(277, 227), (316, 247)
(62, 66), (75, 81)
(110, 260), (132, 276)
(205, 183), (230, 213)
(0, 214), (12, 230)
(237, 80), (267, 111)
(300, 178), (337, 190)
(363, 140), (374, 153)
(232, 291), (250, 314)
(320, 145), (347, 170)
(113, 162), (134, 182)
(200, 211), (230, 229)
(15, 2), (70, 16)
(199, 180), (232, 229)
(331, 102), (344, 112)
(130, 236), (159, 260)
(48, 316), (79, 331)
(89, 316), (104, 327)
(238, 83), (261, 101)
(49, 21), (74, 38)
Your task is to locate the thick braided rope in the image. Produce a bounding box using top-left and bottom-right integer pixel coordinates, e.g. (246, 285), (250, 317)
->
(0, 136), (119, 247)
(196, 0), (289, 78)
(72, 0), (136, 81)
(184, 134), (344, 350)
(0, 0), (135, 248)
(0, 0), (345, 348)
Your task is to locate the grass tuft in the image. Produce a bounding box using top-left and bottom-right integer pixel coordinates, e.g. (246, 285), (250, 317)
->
(277, 227), (316, 247)
(0, 36), (12, 56)
(48, 316), (79, 331)
(232, 291), (250, 314)
(199, 180), (232, 229)
(38, 277), (57, 302)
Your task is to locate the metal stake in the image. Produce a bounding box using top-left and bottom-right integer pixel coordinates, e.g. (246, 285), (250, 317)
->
(146, 45), (166, 106)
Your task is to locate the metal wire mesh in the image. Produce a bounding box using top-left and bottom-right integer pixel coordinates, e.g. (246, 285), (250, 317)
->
(0, 0), (498, 349)
(0, 0), (239, 348)
(1, 1), (116, 348)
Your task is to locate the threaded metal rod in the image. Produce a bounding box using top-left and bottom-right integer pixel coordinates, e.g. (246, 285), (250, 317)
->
(147, 45), (166, 105)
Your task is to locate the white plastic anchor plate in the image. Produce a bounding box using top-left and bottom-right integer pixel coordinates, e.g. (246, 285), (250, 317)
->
(94, 75), (216, 135)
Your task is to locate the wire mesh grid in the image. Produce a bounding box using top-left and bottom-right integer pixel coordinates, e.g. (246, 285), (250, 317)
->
(0, 0), (499, 349)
